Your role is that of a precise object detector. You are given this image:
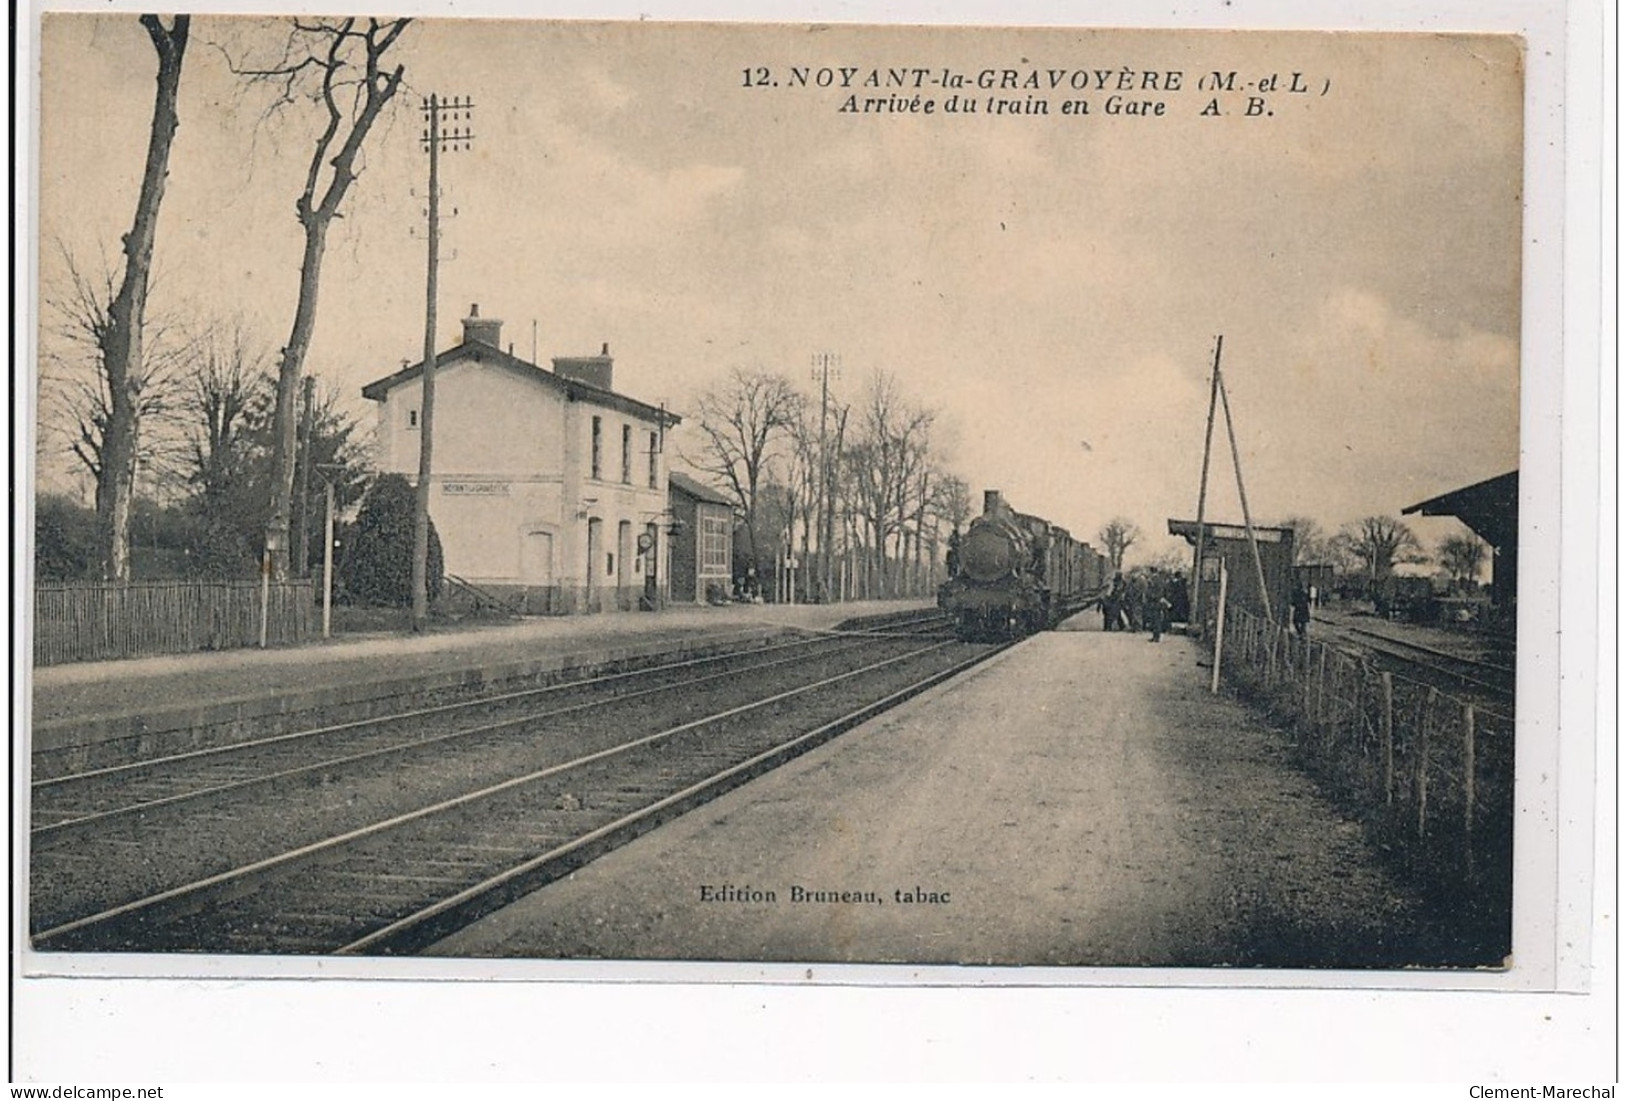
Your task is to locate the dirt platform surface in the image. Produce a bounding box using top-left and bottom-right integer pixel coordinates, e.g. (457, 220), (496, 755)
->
(430, 617), (1443, 969)
(30, 599), (928, 728)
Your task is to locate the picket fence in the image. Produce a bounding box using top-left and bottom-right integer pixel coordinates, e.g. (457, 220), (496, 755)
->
(34, 579), (318, 665)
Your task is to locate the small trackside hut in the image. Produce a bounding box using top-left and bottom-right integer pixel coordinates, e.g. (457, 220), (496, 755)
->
(1168, 518), (1295, 632)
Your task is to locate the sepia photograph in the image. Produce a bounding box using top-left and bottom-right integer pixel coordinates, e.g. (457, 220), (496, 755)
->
(24, 9), (1527, 967)
(12, 0), (1606, 1083)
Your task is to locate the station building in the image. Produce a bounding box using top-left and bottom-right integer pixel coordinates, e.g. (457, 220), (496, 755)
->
(363, 305), (679, 615)
(667, 471), (735, 604)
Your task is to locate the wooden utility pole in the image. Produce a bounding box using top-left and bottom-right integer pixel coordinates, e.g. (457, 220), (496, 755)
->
(1189, 335), (1223, 627)
(812, 352), (841, 602)
(1216, 366), (1275, 624)
(411, 93), (474, 632)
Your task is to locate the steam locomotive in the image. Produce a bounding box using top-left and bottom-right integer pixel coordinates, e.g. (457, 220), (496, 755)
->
(937, 490), (1107, 640)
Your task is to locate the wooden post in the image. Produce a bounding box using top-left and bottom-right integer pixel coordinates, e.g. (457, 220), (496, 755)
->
(1216, 366), (1275, 626)
(1463, 702), (1477, 876)
(1210, 558), (1229, 694)
(1190, 335), (1223, 626)
(1416, 687), (1437, 837)
(258, 548), (271, 648)
(1316, 644), (1328, 732)
(1381, 672), (1394, 803)
(1301, 640), (1314, 725)
(322, 478), (335, 639)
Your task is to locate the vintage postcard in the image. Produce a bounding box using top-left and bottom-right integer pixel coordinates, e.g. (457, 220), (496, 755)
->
(13, 0), (1602, 1083)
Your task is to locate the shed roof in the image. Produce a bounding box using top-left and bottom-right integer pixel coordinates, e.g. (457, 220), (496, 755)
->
(669, 470), (734, 507)
(1167, 519), (1291, 544)
(1401, 470), (1518, 549)
(361, 340), (680, 426)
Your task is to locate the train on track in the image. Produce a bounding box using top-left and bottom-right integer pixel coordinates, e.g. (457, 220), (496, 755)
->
(937, 490), (1107, 640)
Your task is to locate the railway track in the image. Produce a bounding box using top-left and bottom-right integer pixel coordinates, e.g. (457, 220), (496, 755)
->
(31, 624), (1005, 954)
(30, 632), (891, 842)
(1313, 614), (1514, 705)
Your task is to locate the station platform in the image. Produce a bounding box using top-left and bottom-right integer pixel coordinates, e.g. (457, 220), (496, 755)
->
(28, 600), (931, 764)
(428, 615), (1428, 969)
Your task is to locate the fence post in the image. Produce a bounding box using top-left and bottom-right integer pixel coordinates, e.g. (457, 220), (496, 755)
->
(1350, 663), (1363, 755)
(1463, 702), (1477, 879)
(1381, 671), (1394, 803)
(1416, 686), (1436, 838)
(1300, 639), (1313, 728)
(1315, 643), (1327, 734)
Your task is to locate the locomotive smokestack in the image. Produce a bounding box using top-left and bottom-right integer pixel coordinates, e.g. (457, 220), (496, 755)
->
(984, 489), (1003, 515)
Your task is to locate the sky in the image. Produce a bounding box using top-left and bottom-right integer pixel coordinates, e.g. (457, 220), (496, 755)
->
(31, 15), (1524, 563)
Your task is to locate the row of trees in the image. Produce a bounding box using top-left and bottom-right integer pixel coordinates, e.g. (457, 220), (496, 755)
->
(36, 324), (371, 581)
(687, 367), (972, 599)
(1278, 514), (1488, 588)
(1085, 513), (1486, 590)
(39, 16), (411, 584)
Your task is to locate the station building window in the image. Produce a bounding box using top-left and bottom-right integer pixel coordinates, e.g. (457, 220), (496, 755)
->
(621, 424), (632, 484)
(701, 514), (729, 571)
(647, 432), (660, 488)
(591, 416), (603, 480)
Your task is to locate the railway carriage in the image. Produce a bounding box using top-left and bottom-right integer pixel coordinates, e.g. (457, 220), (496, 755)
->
(937, 490), (1105, 640)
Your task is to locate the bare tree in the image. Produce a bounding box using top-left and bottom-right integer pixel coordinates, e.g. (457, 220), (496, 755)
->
(58, 15), (190, 579)
(235, 17), (410, 577)
(1098, 517), (1142, 571)
(1437, 532), (1487, 589)
(1277, 515), (1329, 566)
(845, 372), (935, 596)
(1341, 515), (1425, 583)
(689, 368), (802, 574)
(932, 474), (973, 535)
(180, 323), (272, 506)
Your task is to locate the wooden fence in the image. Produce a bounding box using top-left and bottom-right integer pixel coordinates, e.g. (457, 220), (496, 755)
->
(1216, 607), (1514, 903)
(34, 579), (318, 665)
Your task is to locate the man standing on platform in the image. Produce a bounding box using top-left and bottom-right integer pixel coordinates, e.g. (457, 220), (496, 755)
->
(1147, 569), (1173, 642)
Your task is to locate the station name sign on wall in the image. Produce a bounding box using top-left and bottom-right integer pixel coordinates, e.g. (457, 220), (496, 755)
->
(442, 481), (512, 496)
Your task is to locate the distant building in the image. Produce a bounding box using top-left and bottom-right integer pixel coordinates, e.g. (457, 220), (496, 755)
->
(1167, 519), (1295, 629)
(362, 304), (679, 614)
(667, 471), (735, 604)
(1402, 470), (1518, 613)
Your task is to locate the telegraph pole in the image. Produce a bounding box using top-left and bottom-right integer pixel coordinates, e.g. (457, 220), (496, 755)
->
(412, 93), (474, 632)
(1190, 335), (1222, 626)
(811, 352), (841, 602)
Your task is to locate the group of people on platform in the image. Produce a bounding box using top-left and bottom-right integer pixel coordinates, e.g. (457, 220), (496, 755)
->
(1100, 568), (1190, 642)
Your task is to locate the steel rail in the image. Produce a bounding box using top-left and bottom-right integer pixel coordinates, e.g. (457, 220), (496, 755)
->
(31, 639), (959, 949)
(30, 634), (894, 844)
(340, 639), (1013, 955)
(33, 632), (849, 793)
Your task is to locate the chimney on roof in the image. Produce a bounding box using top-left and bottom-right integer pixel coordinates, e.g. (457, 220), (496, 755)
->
(984, 490), (1004, 516)
(462, 303), (502, 348)
(552, 344), (615, 391)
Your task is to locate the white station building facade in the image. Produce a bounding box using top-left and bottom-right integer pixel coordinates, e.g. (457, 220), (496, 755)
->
(363, 305), (679, 614)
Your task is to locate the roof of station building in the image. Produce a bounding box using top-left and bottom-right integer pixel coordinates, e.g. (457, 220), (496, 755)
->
(361, 340), (680, 426)
(668, 470), (735, 507)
